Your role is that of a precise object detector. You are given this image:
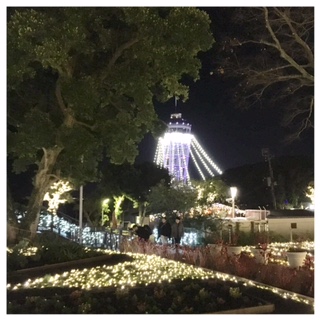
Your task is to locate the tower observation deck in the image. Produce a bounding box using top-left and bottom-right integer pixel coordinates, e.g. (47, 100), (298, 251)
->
(154, 113), (223, 184)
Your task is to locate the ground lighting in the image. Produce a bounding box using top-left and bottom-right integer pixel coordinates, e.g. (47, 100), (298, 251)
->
(7, 250), (314, 310)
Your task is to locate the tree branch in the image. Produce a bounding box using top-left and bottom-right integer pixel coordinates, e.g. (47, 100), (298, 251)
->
(48, 174), (61, 181)
(55, 80), (68, 117)
(74, 119), (96, 131)
(100, 37), (139, 82)
(107, 38), (139, 70)
(282, 96), (313, 139)
(42, 147), (48, 171)
(264, 7), (314, 82)
(274, 8), (314, 65)
(218, 7), (314, 142)
(55, 79), (95, 130)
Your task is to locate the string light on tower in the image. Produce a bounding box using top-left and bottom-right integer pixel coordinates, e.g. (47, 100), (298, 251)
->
(154, 111), (223, 183)
(154, 113), (192, 184)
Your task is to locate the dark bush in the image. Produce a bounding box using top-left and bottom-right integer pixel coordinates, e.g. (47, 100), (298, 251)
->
(7, 232), (104, 271)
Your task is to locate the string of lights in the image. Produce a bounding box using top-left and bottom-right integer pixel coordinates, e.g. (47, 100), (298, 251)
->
(7, 250), (314, 310)
(190, 139), (215, 177)
(191, 137), (223, 175)
(154, 113), (223, 183)
(189, 148), (206, 180)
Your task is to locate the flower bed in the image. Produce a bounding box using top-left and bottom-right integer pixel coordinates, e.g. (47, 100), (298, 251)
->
(121, 239), (314, 297)
(8, 278), (276, 314)
(7, 251), (314, 314)
(7, 236), (315, 314)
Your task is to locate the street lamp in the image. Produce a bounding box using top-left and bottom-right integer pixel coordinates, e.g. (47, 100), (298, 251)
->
(79, 185), (83, 243)
(230, 187), (237, 219)
(101, 198), (110, 226)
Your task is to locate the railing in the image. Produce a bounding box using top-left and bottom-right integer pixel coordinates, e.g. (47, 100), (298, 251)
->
(38, 211), (127, 250)
(37, 211), (201, 249)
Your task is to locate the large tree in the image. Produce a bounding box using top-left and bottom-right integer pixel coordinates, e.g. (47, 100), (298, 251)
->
(147, 180), (198, 216)
(212, 7), (314, 142)
(192, 177), (229, 207)
(7, 7), (214, 238)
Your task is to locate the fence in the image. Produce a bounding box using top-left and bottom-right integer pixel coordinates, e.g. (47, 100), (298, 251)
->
(37, 211), (203, 250)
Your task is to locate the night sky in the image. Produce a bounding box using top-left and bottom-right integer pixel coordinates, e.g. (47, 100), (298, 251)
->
(136, 7), (315, 175)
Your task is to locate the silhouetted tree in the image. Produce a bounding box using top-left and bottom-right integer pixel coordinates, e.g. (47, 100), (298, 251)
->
(213, 7), (314, 142)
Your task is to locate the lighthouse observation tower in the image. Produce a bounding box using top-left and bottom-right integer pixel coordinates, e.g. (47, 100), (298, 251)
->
(154, 113), (222, 184)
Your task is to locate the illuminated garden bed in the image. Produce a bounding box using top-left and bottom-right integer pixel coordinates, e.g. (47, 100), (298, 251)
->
(7, 279), (276, 314)
(7, 252), (314, 314)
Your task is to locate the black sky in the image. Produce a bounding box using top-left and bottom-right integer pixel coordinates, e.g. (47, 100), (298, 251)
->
(136, 7), (314, 174)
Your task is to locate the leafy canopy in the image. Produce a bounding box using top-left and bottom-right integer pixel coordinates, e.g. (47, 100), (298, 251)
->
(7, 7), (214, 184)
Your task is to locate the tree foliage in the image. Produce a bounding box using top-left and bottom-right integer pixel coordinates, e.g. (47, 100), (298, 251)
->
(192, 177), (229, 206)
(65, 161), (171, 227)
(147, 180), (198, 215)
(7, 7), (214, 236)
(212, 7), (314, 142)
(221, 155), (313, 209)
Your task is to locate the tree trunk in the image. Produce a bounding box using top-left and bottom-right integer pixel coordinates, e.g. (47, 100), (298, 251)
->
(7, 184), (18, 244)
(26, 146), (63, 238)
(7, 223), (18, 245)
(138, 203), (143, 225)
(27, 186), (49, 237)
(138, 202), (147, 226)
(111, 210), (118, 229)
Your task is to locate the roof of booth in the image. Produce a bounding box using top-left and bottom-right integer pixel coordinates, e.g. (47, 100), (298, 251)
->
(268, 209), (314, 218)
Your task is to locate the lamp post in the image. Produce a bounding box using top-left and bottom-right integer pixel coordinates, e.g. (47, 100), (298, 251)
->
(101, 198), (110, 227)
(79, 155), (84, 244)
(79, 185), (83, 244)
(230, 187), (237, 219)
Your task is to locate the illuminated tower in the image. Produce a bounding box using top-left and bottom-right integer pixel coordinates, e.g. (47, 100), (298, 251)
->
(154, 113), (223, 183)
(154, 113), (192, 184)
